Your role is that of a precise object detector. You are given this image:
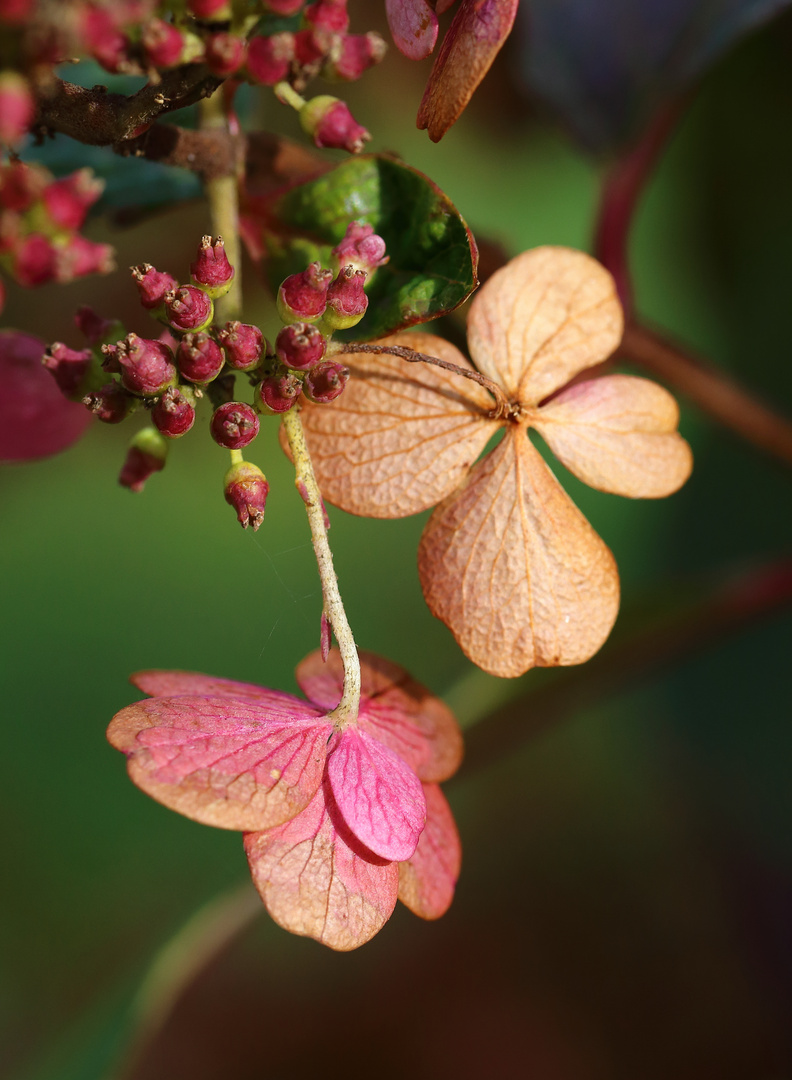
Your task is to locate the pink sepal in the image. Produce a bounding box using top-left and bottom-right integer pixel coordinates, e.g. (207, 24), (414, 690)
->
(398, 783), (461, 919)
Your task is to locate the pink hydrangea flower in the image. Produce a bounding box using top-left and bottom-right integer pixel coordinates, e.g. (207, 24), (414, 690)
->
(108, 649), (462, 950)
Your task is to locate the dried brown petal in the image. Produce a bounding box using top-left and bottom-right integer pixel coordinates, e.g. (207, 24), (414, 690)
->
(295, 333), (498, 517)
(418, 427), (620, 677)
(533, 375), (693, 498)
(416, 0), (519, 142)
(467, 247), (623, 403)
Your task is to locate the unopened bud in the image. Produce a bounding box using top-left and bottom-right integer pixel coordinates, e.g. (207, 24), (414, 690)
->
(0, 71), (34, 146)
(246, 32), (294, 85)
(55, 235), (114, 282)
(0, 161), (45, 212)
(74, 306), (123, 346)
(305, 0), (349, 34)
(164, 285), (214, 333)
(224, 460), (269, 530)
(188, 0), (231, 15)
(13, 233), (57, 286)
(190, 235), (235, 298)
(205, 32), (247, 76)
(81, 6), (130, 72)
(277, 262), (332, 324)
(331, 220), (388, 274)
(210, 401), (260, 449)
(119, 427), (168, 492)
(215, 321), (265, 372)
(263, 0), (304, 13)
(303, 359), (348, 403)
(275, 322), (326, 370)
(324, 32), (387, 81)
(43, 342), (94, 398)
(255, 372), (302, 414)
(83, 381), (136, 424)
(177, 332), (225, 383)
(322, 265), (368, 329)
(42, 169), (103, 231)
(142, 18), (186, 68)
(300, 95), (370, 153)
(131, 263), (178, 310)
(152, 385), (196, 438)
(107, 333), (177, 396)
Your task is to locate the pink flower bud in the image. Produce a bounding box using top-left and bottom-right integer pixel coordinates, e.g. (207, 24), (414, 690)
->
(332, 220), (388, 273)
(131, 263), (178, 310)
(323, 265), (368, 329)
(177, 332), (225, 383)
(324, 32), (387, 80)
(74, 305), (121, 346)
(263, 0), (304, 13)
(190, 234), (235, 297)
(119, 427), (168, 492)
(0, 160), (45, 212)
(216, 321), (265, 372)
(55, 235), (115, 282)
(83, 381), (136, 424)
(0, 0), (35, 25)
(152, 385), (196, 438)
(305, 0), (349, 34)
(43, 342), (93, 398)
(142, 18), (185, 68)
(164, 285), (214, 333)
(107, 333), (177, 397)
(223, 460), (269, 530)
(211, 401), (260, 448)
(205, 32), (247, 76)
(293, 27), (328, 68)
(277, 262), (332, 323)
(0, 71), (34, 145)
(303, 359), (348, 402)
(246, 33), (294, 85)
(275, 322), (325, 370)
(42, 169), (104, 231)
(188, 0), (231, 15)
(13, 233), (57, 286)
(300, 95), (370, 153)
(81, 6), (131, 73)
(255, 371), (302, 414)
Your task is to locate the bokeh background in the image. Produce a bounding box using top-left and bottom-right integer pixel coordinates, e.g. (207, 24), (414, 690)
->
(2, 4), (792, 1078)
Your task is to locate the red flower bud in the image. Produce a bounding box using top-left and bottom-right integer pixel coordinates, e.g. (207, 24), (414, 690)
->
(0, 161), (45, 212)
(0, 0), (35, 25)
(255, 371), (302, 414)
(83, 381), (136, 424)
(190, 234), (235, 296)
(246, 33), (294, 85)
(300, 95), (370, 153)
(305, 0), (349, 34)
(323, 264), (368, 329)
(43, 342), (93, 397)
(205, 32), (247, 76)
(131, 263), (178, 310)
(164, 285), (214, 333)
(210, 401), (260, 449)
(152, 385), (196, 438)
(188, 0), (231, 15)
(81, 6), (131, 73)
(0, 71), (34, 145)
(324, 32), (387, 80)
(74, 305), (121, 346)
(216, 321), (266, 372)
(177, 332), (225, 383)
(293, 27), (328, 67)
(13, 233), (58, 286)
(42, 169), (104, 231)
(224, 460), (269, 531)
(263, 0), (304, 13)
(119, 427), (168, 492)
(107, 333), (177, 396)
(142, 18), (185, 68)
(277, 261), (332, 323)
(303, 359), (348, 402)
(55, 235), (114, 282)
(332, 220), (388, 273)
(275, 322), (326, 370)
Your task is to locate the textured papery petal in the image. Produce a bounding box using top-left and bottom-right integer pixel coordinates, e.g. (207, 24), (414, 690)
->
(418, 428), (620, 677)
(386, 0), (439, 60)
(398, 783), (461, 919)
(533, 375), (693, 498)
(417, 0), (519, 141)
(244, 782), (398, 951)
(107, 697), (330, 831)
(131, 669), (301, 709)
(293, 333), (498, 518)
(327, 728), (426, 861)
(467, 247), (623, 404)
(297, 649), (463, 782)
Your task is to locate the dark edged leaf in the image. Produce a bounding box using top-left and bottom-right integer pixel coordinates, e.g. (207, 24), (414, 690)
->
(248, 153), (479, 339)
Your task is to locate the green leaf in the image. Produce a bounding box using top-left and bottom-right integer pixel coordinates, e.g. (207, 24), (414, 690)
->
(256, 154), (479, 340)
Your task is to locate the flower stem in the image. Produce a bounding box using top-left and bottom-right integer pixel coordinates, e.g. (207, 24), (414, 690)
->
(199, 93), (242, 323)
(274, 80), (306, 112)
(282, 406), (361, 728)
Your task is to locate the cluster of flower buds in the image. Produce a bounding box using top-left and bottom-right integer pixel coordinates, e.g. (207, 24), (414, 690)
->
(0, 162), (114, 310)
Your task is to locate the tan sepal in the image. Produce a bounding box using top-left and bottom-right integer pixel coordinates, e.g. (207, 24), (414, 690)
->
(466, 247), (623, 404)
(534, 375), (693, 498)
(418, 427), (620, 677)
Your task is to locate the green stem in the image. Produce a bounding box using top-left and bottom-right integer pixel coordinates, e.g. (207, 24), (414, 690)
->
(282, 406), (361, 729)
(274, 80), (306, 112)
(199, 94), (242, 323)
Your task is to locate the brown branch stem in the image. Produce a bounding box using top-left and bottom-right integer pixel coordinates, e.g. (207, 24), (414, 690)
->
(622, 320), (792, 468)
(339, 342), (514, 419)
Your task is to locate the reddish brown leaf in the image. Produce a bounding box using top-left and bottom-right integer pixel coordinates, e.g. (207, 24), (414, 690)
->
(533, 375), (693, 497)
(416, 0), (520, 141)
(467, 247), (624, 403)
(244, 782), (399, 951)
(398, 783), (461, 919)
(295, 333), (498, 518)
(418, 427), (620, 677)
(296, 649), (464, 782)
(107, 697), (331, 831)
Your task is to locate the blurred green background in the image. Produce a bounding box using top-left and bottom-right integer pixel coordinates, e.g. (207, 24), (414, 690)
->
(2, 8), (792, 1079)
